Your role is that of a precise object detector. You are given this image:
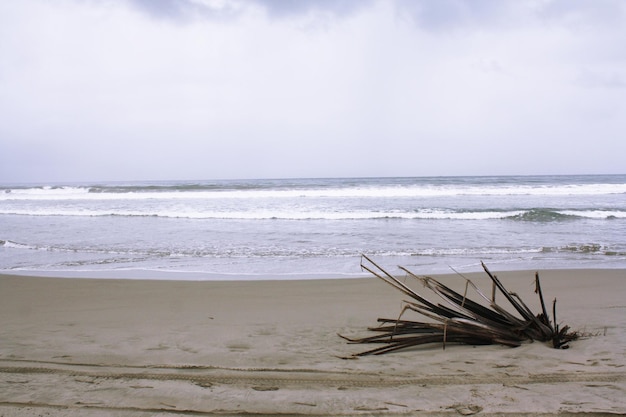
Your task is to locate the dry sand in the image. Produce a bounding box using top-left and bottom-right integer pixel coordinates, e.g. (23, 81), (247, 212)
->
(0, 268), (624, 416)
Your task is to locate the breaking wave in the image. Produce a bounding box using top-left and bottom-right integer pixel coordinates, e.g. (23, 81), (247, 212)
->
(2, 176), (626, 202)
(1, 207), (624, 221)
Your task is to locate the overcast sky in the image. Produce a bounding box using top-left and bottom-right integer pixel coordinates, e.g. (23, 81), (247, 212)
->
(1, 0), (625, 183)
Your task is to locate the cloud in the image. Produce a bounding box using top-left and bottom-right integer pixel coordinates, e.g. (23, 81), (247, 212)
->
(0, 0), (625, 182)
(251, 0), (373, 18)
(124, 0), (372, 21)
(127, 0), (191, 17)
(392, 0), (513, 30)
(538, 0), (626, 26)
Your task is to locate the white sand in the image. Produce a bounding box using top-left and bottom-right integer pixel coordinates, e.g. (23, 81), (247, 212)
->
(1, 268), (625, 416)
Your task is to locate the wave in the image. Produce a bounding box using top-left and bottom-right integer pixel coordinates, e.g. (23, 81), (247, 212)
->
(410, 247), (544, 256)
(541, 244), (626, 256)
(2, 178), (626, 201)
(0, 239), (175, 258)
(411, 244), (626, 258)
(0, 239), (365, 260)
(3, 239), (624, 260)
(505, 209), (577, 222)
(1, 207), (625, 220)
(0, 239), (37, 250)
(506, 209), (626, 221)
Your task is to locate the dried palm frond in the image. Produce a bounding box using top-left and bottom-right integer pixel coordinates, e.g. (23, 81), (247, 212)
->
(340, 255), (578, 356)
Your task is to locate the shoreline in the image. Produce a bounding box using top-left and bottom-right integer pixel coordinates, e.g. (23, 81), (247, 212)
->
(1, 269), (625, 415)
(3, 264), (626, 281)
(0, 269), (369, 281)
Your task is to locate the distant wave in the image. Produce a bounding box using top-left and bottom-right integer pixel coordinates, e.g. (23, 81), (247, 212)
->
(505, 209), (626, 221)
(0, 239), (36, 250)
(1, 207), (624, 220)
(2, 181), (626, 201)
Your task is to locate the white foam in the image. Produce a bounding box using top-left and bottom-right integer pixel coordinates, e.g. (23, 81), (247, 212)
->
(0, 186), (89, 199)
(2, 182), (625, 201)
(0, 240), (38, 250)
(412, 247), (543, 256)
(0, 207), (528, 220)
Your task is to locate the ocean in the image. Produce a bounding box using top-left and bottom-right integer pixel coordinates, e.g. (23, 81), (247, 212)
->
(1, 175), (625, 280)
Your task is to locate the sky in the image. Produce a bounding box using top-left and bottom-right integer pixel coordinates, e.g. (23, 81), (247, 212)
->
(0, 0), (625, 183)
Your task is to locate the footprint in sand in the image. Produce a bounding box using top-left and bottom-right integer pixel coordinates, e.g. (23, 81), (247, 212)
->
(448, 404), (483, 415)
(226, 342), (251, 352)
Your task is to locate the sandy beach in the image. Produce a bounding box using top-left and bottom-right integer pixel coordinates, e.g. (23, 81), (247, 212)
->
(1, 269), (624, 416)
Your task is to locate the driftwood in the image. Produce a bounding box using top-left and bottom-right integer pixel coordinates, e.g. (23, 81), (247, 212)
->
(341, 255), (578, 356)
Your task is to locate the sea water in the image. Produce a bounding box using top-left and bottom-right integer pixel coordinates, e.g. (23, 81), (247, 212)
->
(1, 175), (625, 279)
